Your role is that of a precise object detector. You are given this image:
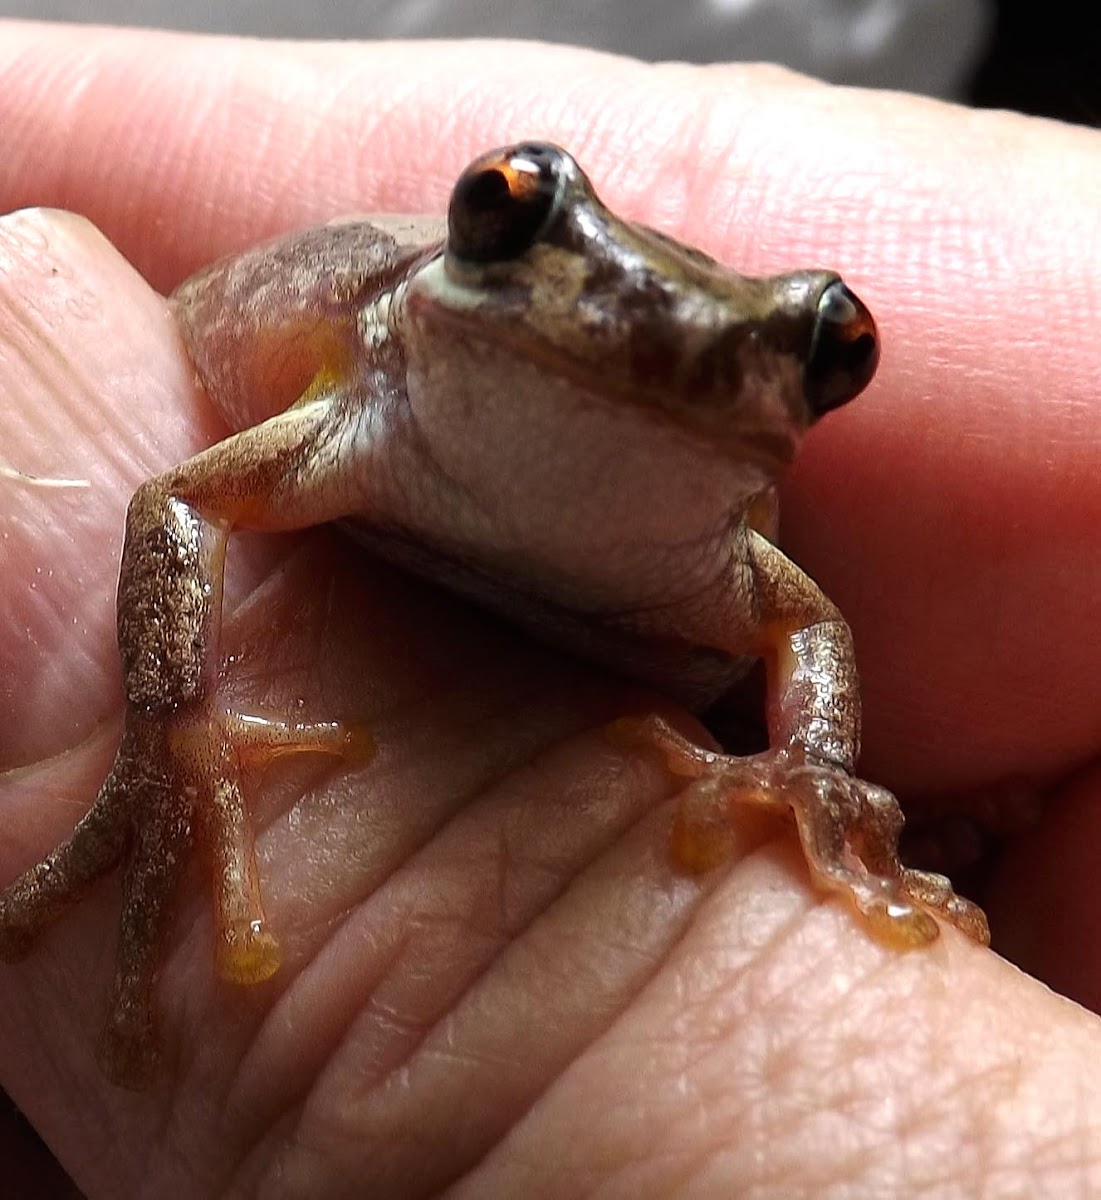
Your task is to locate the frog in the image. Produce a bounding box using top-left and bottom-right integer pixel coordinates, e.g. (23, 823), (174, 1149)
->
(0, 143), (988, 1087)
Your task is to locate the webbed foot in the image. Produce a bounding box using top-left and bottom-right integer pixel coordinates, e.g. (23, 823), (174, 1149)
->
(607, 714), (990, 948)
(0, 703), (371, 1086)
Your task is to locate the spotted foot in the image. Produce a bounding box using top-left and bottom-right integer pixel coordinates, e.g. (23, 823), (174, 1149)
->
(608, 714), (990, 948)
(0, 702), (371, 1087)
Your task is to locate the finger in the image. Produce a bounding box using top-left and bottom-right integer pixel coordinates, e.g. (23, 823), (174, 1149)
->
(0, 208), (217, 770)
(0, 112), (1093, 1190)
(451, 848), (1101, 1199)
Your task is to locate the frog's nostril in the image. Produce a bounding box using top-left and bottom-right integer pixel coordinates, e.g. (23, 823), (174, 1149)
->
(805, 281), (880, 417)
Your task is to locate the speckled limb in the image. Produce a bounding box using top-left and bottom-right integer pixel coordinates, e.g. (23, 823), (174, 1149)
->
(608, 528), (990, 948)
(97, 749), (192, 1087)
(611, 713), (988, 947)
(744, 529), (862, 772)
(0, 766), (131, 961)
(0, 392), (372, 1086)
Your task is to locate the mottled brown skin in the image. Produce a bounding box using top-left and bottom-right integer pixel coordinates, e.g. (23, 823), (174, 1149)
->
(0, 144), (987, 1087)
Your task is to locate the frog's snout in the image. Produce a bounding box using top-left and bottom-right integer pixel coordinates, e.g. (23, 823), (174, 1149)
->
(804, 282), (879, 417)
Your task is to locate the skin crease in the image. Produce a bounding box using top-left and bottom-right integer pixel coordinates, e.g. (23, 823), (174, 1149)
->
(0, 18), (1099, 1200)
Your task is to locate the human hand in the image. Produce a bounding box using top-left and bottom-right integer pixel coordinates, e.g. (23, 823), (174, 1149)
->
(1, 20), (1099, 1198)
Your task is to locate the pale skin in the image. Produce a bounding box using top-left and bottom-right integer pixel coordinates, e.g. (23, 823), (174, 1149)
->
(1, 21), (1100, 1200)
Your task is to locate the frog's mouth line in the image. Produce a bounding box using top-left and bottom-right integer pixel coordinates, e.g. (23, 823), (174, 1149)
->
(496, 330), (808, 476)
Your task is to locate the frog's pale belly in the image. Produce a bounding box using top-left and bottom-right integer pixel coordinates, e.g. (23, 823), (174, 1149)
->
(345, 520), (753, 710)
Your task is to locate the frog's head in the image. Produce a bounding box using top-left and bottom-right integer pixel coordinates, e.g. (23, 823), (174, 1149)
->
(404, 143), (878, 479)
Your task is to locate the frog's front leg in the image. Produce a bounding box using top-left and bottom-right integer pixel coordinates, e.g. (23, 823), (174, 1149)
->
(0, 395), (369, 1085)
(617, 529), (989, 948)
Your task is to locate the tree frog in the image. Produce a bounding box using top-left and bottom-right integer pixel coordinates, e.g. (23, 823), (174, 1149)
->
(0, 143), (988, 1086)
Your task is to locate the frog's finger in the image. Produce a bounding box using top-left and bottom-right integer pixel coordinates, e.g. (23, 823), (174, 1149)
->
(97, 771), (193, 1089)
(0, 766), (130, 960)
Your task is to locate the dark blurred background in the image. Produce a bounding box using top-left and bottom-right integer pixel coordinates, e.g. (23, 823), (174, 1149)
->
(970, 1), (1099, 123)
(0, 0), (1098, 123)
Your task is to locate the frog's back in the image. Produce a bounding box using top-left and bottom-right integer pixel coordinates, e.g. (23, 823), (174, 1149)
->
(172, 217), (442, 431)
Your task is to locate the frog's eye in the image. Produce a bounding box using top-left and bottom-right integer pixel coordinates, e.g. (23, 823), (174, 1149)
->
(448, 144), (563, 263)
(805, 281), (880, 415)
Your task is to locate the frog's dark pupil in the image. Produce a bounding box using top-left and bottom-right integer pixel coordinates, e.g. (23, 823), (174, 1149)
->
(449, 156), (558, 263)
(847, 333), (876, 371)
(467, 168), (512, 212)
(804, 281), (880, 416)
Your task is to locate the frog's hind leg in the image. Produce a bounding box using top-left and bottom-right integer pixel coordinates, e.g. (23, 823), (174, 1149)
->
(2, 389), (375, 1085)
